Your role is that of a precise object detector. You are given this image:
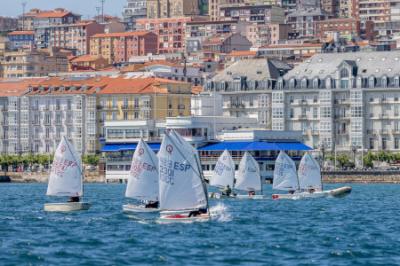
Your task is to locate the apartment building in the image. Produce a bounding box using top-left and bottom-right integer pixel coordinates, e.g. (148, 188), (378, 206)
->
(7, 31), (35, 50)
(25, 78), (103, 155)
(2, 48), (69, 78)
(33, 9), (82, 48)
(0, 79), (44, 155)
(123, 0), (147, 30)
(256, 42), (324, 61)
(202, 33), (252, 61)
(136, 17), (191, 54)
(35, 21), (105, 55)
(185, 20), (238, 54)
(315, 18), (361, 41)
(218, 3), (285, 24)
(0, 16), (18, 32)
(146, 0), (200, 18)
(205, 59), (292, 127)
(90, 31), (158, 64)
(275, 51), (400, 152)
(287, 8), (329, 38)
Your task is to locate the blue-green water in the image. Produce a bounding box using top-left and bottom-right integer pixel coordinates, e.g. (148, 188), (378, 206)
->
(1, 183), (400, 265)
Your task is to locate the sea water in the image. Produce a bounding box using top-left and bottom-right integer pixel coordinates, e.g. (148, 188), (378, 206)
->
(1, 183), (400, 265)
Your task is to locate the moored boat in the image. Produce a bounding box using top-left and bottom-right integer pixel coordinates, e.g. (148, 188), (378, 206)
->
(44, 137), (91, 212)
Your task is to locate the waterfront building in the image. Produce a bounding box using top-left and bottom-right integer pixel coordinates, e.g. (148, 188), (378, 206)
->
(123, 0), (147, 30)
(7, 31), (35, 50)
(0, 79), (44, 155)
(205, 58), (292, 127)
(96, 77), (192, 139)
(277, 51), (400, 152)
(136, 17), (191, 54)
(25, 78), (102, 155)
(89, 31), (158, 64)
(191, 92), (223, 116)
(2, 48), (69, 78)
(101, 116), (261, 181)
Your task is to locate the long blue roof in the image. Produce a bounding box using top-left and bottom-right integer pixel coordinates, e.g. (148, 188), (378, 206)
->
(101, 143), (161, 152)
(101, 141), (312, 152)
(197, 141), (312, 151)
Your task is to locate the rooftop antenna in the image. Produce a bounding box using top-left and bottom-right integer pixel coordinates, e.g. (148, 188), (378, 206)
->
(100, 0), (105, 23)
(96, 6), (101, 22)
(22, 1), (27, 30)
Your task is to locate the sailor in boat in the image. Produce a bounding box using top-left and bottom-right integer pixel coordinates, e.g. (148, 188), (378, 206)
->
(221, 185), (232, 197)
(309, 188), (315, 194)
(248, 190), (256, 197)
(145, 200), (159, 208)
(68, 196), (80, 202)
(188, 208), (208, 217)
(288, 190), (295, 194)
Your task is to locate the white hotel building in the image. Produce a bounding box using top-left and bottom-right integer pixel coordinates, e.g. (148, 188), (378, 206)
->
(206, 52), (400, 152)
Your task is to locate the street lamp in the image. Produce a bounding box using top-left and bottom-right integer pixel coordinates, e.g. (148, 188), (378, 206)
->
(320, 142), (326, 170)
(351, 145), (357, 167)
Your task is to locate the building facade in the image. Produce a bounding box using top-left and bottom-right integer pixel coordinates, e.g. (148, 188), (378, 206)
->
(2, 48), (69, 78)
(136, 17), (191, 54)
(7, 31), (35, 50)
(277, 51), (400, 152)
(90, 31), (158, 64)
(146, 0), (200, 18)
(123, 0), (147, 30)
(205, 59), (292, 127)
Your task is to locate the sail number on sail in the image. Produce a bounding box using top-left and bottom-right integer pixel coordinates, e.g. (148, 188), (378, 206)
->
(130, 159), (157, 179)
(159, 157), (191, 185)
(51, 151), (79, 178)
(214, 161), (232, 176)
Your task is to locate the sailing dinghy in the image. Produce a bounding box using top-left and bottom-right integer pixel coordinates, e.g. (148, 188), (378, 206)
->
(208, 149), (236, 199)
(235, 152), (264, 199)
(272, 152), (352, 200)
(158, 132), (210, 222)
(44, 137), (90, 212)
(123, 139), (159, 214)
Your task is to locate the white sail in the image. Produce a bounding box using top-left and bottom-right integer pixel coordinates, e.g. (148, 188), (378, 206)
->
(210, 149), (235, 189)
(46, 137), (83, 197)
(298, 153), (322, 191)
(158, 133), (207, 211)
(125, 139), (159, 201)
(235, 152), (261, 192)
(273, 151), (299, 191)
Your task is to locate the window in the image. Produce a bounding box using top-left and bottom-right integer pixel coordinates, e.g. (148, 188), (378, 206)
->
(320, 107), (331, 118)
(123, 111), (128, 120)
(369, 138), (374, 149)
(351, 106), (362, 117)
(340, 68), (349, 78)
(382, 137), (387, 150)
(395, 138), (399, 149)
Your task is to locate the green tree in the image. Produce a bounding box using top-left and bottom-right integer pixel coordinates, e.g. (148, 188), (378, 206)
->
(82, 155), (100, 166)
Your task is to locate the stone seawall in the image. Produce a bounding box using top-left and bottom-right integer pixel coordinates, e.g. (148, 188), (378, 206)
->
(323, 171), (400, 184)
(6, 172), (105, 183)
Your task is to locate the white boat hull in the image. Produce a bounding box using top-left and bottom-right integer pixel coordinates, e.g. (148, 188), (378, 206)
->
(272, 186), (352, 200)
(44, 202), (91, 212)
(236, 194), (265, 200)
(122, 204), (159, 213)
(158, 209), (210, 222)
(208, 192), (236, 199)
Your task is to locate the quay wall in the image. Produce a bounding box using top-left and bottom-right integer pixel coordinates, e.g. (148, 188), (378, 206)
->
(322, 171), (400, 184)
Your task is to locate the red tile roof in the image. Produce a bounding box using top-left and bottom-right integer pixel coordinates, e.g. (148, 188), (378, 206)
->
(8, 31), (34, 36)
(35, 11), (72, 18)
(91, 31), (151, 38)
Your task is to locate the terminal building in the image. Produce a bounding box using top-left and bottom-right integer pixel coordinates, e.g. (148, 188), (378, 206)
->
(101, 116), (311, 182)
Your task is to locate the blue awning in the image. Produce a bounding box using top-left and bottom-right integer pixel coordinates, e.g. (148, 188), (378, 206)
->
(101, 143), (161, 152)
(198, 141), (312, 151)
